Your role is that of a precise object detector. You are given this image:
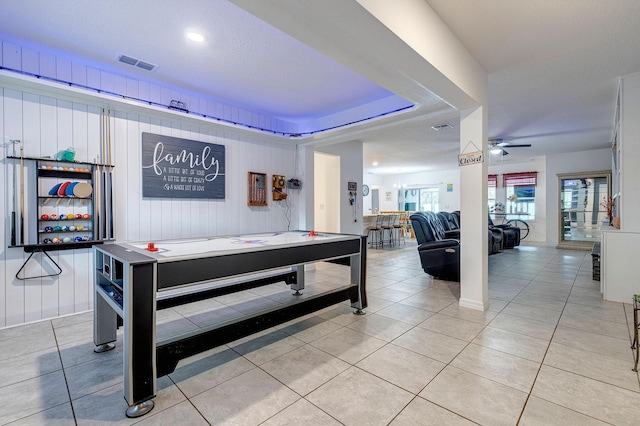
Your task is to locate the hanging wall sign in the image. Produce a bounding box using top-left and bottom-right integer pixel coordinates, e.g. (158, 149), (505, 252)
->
(141, 132), (225, 199)
(458, 140), (484, 166)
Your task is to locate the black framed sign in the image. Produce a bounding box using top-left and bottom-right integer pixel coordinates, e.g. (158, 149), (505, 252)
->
(142, 132), (225, 199)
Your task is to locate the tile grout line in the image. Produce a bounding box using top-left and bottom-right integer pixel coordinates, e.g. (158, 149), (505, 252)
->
(50, 320), (79, 426)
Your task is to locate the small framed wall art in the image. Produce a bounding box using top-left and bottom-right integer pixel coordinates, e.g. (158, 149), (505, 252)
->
(248, 172), (268, 206)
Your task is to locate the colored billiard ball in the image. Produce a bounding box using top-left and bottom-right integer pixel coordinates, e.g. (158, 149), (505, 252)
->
(41, 214), (49, 220)
(62, 237), (71, 243)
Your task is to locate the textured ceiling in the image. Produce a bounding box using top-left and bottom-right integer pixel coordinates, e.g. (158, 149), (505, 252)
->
(1, 0), (640, 174)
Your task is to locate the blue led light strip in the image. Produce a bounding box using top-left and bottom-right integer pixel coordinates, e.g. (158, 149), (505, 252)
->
(0, 66), (413, 138)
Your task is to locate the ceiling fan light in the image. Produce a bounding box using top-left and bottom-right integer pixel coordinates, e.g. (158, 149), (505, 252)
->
(490, 148), (503, 155)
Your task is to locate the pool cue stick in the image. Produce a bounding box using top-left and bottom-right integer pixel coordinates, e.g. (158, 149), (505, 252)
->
(107, 108), (114, 239)
(100, 107), (106, 240)
(19, 142), (24, 246)
(102, 109), (108, 239)
(94, 158), (101, 241)
(10, 140), (18, 246)
(96, 108), (104, 240)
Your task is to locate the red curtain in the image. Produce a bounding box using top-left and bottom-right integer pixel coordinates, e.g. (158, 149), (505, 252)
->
(488, 174), (498, 187)
(503, 172), (537, 187)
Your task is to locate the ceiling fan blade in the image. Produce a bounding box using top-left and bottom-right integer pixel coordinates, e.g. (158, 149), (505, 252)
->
(488, 138), (532, 148)
(501, 149), (509, 156)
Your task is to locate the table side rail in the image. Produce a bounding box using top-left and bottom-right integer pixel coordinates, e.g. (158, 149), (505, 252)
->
(157, 238), (361, 290)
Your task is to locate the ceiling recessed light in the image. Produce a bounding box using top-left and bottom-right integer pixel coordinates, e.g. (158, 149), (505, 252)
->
(372, 161), (379, 166)
(187, 32), (205, 42)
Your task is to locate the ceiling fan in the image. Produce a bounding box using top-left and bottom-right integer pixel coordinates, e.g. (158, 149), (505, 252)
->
(489, 138), (531, 156)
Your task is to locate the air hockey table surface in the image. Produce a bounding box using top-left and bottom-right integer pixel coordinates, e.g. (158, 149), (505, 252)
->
(123, 231), (357, 262)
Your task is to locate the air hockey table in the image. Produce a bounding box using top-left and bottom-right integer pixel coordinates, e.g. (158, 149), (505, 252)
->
(93, 231), (367, 418)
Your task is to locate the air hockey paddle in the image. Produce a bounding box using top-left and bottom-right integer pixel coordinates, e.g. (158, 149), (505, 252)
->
(73, 182), (93, 198)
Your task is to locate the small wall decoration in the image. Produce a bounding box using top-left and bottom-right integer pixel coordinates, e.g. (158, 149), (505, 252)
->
(447, 183), (453, 192)
(141, 132), (225, 199)
(248, 172), (268, 206)
(458, 140), (483, 166)
(272, 175), (288, 201)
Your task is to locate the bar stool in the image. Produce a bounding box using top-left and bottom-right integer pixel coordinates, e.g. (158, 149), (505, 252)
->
(366, 215), (384, 248)
(381, 214), (395, 246)
(394, 213), (407, 246)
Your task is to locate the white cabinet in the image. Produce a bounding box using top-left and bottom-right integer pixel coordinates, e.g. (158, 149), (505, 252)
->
(601, 72), (640, 302)
(601, 228), (640, 302)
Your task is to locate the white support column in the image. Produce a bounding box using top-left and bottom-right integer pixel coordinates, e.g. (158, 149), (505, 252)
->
(459, 106), (489, 311)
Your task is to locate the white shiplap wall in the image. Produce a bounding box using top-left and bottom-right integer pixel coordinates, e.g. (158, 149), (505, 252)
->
(0, 41), (301, 328)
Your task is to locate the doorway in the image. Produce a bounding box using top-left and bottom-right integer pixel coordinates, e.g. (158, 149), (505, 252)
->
(558, 171), (610, 249)
(371, 189), (380, 213)
(314, 152), (340, 233)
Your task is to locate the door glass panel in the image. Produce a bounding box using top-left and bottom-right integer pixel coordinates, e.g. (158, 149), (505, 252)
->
(560, 174), (609, 243)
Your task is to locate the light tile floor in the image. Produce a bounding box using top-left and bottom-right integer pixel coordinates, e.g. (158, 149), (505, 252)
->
(1, 243), (639, 425)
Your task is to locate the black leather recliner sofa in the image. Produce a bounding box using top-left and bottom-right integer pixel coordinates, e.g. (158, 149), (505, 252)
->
(410, 211), (460, 281)
(436, 212), (461, 239)
(488, 215), (521, 248)
(445, 211), (503, 255)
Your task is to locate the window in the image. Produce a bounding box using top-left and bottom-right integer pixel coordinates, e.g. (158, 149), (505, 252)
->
(405, 187), (440, 212)
(420, 187), (439, 212)
(488, 174), (497, 211)
(503, 172), (537, 218)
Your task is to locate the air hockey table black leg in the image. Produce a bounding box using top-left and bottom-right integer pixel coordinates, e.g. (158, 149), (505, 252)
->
(123, 262), (157, 418)
(94, 343), (115, 353)
(291, 265), (305, 295)
(126, 401), (155, 418)
(351, 238), (367, 315)
(94, 282), (117, 353)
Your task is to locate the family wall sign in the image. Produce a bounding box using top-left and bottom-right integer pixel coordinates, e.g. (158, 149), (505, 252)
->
(141, 132), (225, 199)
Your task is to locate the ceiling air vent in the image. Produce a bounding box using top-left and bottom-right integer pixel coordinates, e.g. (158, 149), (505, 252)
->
(431, 123), (453, 131)
(117, 54), (158, 71)
(136, 61), (156, 71)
